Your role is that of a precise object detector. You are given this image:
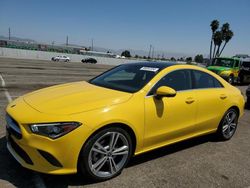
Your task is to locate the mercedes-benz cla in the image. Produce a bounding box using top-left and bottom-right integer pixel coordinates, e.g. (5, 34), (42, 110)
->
(6, 62), (245, 181)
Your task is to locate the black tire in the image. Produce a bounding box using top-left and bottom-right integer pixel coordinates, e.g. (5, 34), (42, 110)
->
(238, 75), (244, 84)
(216, 108), (239, 140)
(79, 127), (133, 181)
(228, 75), (234, 85)
(246, 98), (250, 109)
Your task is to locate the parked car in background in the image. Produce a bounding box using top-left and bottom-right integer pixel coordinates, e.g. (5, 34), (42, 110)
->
(246, 84), (250, 108)
(51, 55), (70, 62)
(81, 58), (97, 64)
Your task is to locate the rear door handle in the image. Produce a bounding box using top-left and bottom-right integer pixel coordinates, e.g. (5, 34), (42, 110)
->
(185, 97), (195, 104)
(220, 94), (227, 100)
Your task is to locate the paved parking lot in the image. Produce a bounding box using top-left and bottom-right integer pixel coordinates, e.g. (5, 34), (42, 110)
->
(0, 57), (249, 188)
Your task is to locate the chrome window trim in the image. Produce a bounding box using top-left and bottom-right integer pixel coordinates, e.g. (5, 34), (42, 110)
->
(145, 68), (224, 98)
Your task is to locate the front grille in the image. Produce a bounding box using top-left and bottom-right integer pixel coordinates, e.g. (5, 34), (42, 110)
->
(6, 114), (22, 139)
(8, 136), (33, 165)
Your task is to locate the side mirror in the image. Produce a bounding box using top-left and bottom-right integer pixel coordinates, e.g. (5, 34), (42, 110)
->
(155, 86), (176, 99)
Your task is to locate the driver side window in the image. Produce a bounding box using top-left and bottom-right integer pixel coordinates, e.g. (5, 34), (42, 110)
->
(148, 69), (192, 95)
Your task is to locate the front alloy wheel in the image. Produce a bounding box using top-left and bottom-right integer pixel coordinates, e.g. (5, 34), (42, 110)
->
(79, 127), (132, 181)
(217, 108), (238, 140)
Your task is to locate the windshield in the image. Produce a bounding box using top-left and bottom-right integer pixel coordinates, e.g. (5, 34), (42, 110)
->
(89, 64), (162, 93)
(213, 58), (234, 68)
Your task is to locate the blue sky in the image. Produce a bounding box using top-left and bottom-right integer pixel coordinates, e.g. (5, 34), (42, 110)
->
(0, 0), (250, 57)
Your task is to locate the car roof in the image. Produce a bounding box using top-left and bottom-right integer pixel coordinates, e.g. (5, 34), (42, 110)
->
(123, 61), (178, 69)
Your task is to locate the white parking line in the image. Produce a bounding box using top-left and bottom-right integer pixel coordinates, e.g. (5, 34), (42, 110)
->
(0, 73), (12, 103)
(0, 73), (46, 188)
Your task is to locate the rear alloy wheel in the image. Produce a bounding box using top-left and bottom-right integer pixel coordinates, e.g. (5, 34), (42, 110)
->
(79, 127), (132, 181)
(217, 108), (238, 140)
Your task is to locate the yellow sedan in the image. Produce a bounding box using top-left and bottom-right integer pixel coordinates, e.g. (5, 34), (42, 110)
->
(5, 62), (245, 181)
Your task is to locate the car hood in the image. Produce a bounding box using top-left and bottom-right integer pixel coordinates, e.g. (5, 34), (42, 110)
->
(207, 66), (231, 72)
(23, 81), (133, 115)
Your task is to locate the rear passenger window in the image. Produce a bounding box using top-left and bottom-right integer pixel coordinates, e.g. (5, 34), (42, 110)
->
(193, 70), (223, 89)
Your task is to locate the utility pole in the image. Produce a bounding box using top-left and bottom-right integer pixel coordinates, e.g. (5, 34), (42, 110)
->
(91, 38), (94, 51)
(8, 27), (11, 40)
(148, 44), (152, 58)
(66, 35), (68, 46)
(152, 46), (154, 59)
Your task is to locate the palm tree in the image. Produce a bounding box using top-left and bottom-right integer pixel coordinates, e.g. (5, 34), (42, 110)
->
(215, 23), (230, 57)
(213, 31), (223, 58)
(209, 20), (219, 60)
(219, 30), (234, 56)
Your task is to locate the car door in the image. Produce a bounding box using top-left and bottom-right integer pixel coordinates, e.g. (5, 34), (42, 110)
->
(192, 70), (227, 132)
(144, 69), (197, 150)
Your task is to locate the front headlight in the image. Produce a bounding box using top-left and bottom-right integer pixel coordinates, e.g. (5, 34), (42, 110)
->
(29, 122), (82, 139)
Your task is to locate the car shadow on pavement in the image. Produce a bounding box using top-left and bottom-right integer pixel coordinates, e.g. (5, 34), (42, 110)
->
(41, 134), (219, 187)
(128, 134), (219, 167)
(0, 134), (219, 187)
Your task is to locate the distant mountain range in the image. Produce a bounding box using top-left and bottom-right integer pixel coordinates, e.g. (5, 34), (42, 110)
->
(0, 35), (193, 58)
(0, 35), (36, 43)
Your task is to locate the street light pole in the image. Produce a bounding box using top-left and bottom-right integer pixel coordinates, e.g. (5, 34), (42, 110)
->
(152, 46), (154, 59)
(8, 27), (11, 40)
(148, 44), (152, 58)
(91, 38), (94, 51)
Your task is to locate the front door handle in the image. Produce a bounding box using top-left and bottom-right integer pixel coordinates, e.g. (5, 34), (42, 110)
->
(185, 97), (195, 104)
(220, 94), (227, 100)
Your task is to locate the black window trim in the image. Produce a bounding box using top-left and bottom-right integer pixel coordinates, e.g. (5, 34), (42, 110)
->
(146, 68), (224, 97)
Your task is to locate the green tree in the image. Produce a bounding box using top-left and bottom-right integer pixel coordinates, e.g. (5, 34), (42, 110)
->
(209, 20), (234, 59)
(219, 29), (234, 56)
(215, 23), (229, 57)
(212, 31), (223, 58)
(194, 54), (203, 63)
(170, 57), (176, 61)
(121, 50), (131, 57)
(186, 57), (192, 62)
(209, 20), (219, 60)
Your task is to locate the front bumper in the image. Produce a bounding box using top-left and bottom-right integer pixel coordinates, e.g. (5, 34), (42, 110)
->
(5, 98), (92, 175)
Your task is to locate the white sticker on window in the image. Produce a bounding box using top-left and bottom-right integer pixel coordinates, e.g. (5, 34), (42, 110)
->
(140, 67), (159, 72)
